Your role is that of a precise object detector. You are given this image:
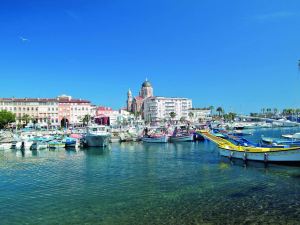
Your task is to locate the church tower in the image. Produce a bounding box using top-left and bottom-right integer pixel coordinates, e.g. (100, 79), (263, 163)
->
(127, 89), (133, 112)
(140, 79), (153, 99)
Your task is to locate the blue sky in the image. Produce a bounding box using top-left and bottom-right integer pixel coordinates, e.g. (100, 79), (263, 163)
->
(0, 0), (300, 114)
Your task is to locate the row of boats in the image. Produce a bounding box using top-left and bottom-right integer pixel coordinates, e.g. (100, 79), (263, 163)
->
(0, 124), (202, 151)
(200, 129), (300, 163)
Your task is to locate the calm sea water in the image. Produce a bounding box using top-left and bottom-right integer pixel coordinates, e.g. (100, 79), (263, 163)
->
(1, 128), (300, 225)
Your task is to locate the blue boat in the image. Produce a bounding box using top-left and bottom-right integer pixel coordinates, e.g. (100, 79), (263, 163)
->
(63, 137), (78, 148)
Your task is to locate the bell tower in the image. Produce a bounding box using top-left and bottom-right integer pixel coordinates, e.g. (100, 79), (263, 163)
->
(127, 89), (133, 112)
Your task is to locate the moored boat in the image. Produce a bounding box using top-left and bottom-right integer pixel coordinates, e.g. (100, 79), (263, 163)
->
(142, 135), (169, 143)
(170, 134), (193, 142)
(219, 145), (300, 162)
(48, 141), (65, 149)
(83, 125), (111, 147)
(0, 143), (12, 150)
(199, 130), (300, 162)
(30, 141), (48, 150)
(64, 137), (79, 148)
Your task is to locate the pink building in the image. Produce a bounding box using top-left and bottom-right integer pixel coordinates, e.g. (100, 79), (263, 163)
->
(96, 106), (113, 117)
(57, 95), (92, 126)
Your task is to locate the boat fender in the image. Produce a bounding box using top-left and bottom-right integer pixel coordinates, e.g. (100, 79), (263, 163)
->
(264, 153), (268, 163)
(243, 152), (247, 161)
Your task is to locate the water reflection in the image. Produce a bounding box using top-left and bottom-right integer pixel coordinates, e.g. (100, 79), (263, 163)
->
(0, 128), (300, 224)
(83, 147), (111, 157)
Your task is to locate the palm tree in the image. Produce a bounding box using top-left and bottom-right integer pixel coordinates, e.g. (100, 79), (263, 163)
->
(170, 112), (176, 120)
(180, 117), (186, 123)
(216, 107), (224, 117)
(21, 114), (31, 126)
(261, 108), (266, 115)
(228, 112), (236, 121)
(209, 106), (214, 116)
(188, 112), (194, 121)
(82, 114), (91, 126)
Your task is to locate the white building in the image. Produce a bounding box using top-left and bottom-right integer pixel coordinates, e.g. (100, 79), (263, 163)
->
(188, 108), (212, 122)
(143, 97), (192, 122)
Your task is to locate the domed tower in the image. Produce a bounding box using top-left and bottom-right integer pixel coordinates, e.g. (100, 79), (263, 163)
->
(127, 89), (133, 112)
(140, 79), (153, 99)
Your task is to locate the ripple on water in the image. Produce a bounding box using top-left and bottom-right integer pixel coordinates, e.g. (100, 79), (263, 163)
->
(0, 129), (300, 224)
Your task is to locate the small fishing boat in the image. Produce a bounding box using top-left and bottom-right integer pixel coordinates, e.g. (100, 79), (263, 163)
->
(230, 130), (253, 136)
(30, 141), (48, 150)
(200, 130), (300, 162)
(142, 135), (169, 143)
(170, 134), (194, 142)
(48, 141), (65, 149)
(169, 126), (194, 142)
(261, 135), (300, 146)
(64, 137), (79, 148)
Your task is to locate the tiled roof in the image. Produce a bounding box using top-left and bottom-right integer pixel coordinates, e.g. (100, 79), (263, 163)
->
(0, 98), (57, 102)
(0, 98), (90, 104)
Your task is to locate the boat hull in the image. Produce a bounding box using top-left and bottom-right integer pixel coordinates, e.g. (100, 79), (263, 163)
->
(170, 135), (194, 142)
(110, 137), (121, 143)
(0, 143), (12, 150)
(142, 136), (169, 143)
(30, 143), (48, 150)
(85, 135), (110, 147)
(15, 141), (32, 150)
(220, 148), (300, 162)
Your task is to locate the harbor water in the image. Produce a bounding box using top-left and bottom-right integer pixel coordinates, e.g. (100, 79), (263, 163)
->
(1, 128), (300, 224)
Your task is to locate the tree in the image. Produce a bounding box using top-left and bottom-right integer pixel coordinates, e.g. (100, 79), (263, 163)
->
(170, 112), (176, 120)
(188, 112), (194, 121)
(0, 110), (16, 129)
(180, 117), (186, 123)
(209, 106), (214, 116)
(82, 114), (91, 126)
(122, 118), (128, 126)
(21, 114), (31, 126)
(135, 111), (142, 119)
(216, 107), (224, 117)
(273, 108), (278, 115)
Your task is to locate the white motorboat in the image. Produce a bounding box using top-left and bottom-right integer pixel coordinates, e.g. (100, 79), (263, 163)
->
(83, 125), (111, 147)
